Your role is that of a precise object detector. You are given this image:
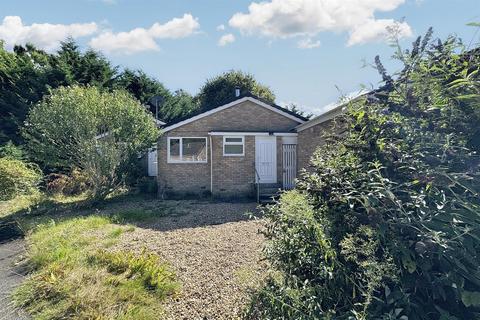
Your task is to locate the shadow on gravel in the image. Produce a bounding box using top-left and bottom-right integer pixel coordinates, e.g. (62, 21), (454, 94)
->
(0, 193), (261, 239)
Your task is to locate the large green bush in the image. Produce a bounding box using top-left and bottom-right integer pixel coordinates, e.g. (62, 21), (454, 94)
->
(250, 33), (480, 319)
(23, 85), (159, 200)
(0, 157), (42, 201)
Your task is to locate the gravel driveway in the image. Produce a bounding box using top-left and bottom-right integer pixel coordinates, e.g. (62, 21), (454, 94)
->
(0, 239), (29, 320)
(116, 202), (266, 320)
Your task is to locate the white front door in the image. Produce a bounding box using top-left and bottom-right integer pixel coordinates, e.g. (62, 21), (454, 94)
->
(255, 136), (277, 183)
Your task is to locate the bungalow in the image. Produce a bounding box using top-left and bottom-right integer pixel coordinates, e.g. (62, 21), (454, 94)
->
(149, 92), (346, 199)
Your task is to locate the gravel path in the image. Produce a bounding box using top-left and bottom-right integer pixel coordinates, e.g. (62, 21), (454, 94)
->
(0, 239), (29, 320)
(116, 202), (266, 320)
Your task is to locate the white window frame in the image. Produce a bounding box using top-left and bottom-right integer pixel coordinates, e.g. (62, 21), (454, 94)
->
(167, 137), (208, 163)
(223, 136), (245, 157)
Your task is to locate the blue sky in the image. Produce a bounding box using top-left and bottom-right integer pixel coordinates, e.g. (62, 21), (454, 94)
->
(1, 0), (479, 114)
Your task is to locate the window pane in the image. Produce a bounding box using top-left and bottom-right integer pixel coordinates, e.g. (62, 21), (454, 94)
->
(182, 138), (206, 161)
(225, 137), (243, 143)
(225, 144), (243, 155)
(169, 139), (180, 161)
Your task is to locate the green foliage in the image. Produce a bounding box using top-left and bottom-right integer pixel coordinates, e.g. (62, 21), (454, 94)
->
(195, 70), (276, 112)
(161, 89), (197, 122)
(0, 39), (194, 144)
(0, 141), (24, 159)
(14, 216), (177, 319)
(113, 69), (170, 105)
(23, 85), (159, 200)
(0, 157), (42, 201)
(253, 32), (480, 319)
(0, 40), (118, 145)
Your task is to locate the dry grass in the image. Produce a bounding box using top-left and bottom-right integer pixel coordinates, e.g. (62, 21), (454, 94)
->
(13, 216), (179, 320)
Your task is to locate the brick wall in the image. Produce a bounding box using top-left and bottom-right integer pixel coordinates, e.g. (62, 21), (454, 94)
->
(297, 119), (346, 173)
(157, 100), (301, 198)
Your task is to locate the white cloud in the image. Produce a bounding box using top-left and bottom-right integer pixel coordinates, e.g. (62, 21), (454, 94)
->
(297, 37), (320, 49)
(228, 0), (411, 46)
(347, 19), (411, 46)
(0, 16), (98, 51)
(89, 14), (200, 54)
(216, 24), (225, 31)
(218, 33), (235, 46)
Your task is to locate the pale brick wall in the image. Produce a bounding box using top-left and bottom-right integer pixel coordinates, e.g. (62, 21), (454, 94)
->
(157, 100), (301, 198)
(297, 119), (346, 173)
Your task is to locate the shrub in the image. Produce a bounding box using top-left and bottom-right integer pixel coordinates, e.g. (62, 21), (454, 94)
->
(0, 157), (42, 201)
(0, 141), (24, 160)
(251, 32), (480, 319)
(23, 85), (160, 200)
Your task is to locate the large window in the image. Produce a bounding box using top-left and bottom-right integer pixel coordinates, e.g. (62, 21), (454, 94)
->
(223, 136), (244, 156)
(168, 137), (207, 163)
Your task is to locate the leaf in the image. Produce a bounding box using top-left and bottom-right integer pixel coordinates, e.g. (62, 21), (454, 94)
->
(466, 22), (480, 27)
(461, 290), (480, 307)
(401, 254), (417, 273)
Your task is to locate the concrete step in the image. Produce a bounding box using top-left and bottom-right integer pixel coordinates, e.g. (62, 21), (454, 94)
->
(259, 187), (281, 196)
(258, 183), (282, 188)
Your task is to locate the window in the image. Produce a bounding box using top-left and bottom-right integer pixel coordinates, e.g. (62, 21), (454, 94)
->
(168, 137), (207, 163)
(223, 136), (244, 156)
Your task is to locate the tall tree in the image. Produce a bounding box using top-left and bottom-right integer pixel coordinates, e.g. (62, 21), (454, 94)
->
(54, 39), (117, 88)
(113, 70), (197, 122)
(0, 40), (119, 144)
(160, 89), (197, 122)
(194, 70), (276, 112)
(0, 42), (52, 144)
(113, 69), (170, 105)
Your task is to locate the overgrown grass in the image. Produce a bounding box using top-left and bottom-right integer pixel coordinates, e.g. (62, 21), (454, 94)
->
(0, 192), (43, 218)
(13, 216), (178, 319)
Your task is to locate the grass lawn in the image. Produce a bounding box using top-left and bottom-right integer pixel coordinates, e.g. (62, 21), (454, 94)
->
(0, 193), (266, 319)
(12, 215), (178, 320)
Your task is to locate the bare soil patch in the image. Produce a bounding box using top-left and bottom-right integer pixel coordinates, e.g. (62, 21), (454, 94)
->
(115, 202), (266, 320)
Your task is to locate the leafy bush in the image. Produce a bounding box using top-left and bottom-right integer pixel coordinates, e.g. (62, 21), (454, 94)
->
(23, 85), (160, 200)
(0, 141), (24, 160)
(0, 157), (42, 201)
(251, 33), (480, 319)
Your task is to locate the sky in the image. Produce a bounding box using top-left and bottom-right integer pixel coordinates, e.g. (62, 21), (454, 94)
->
(0, 0), (479, 115)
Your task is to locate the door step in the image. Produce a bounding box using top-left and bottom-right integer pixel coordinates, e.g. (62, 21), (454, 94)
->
(256, 184), (281, 204)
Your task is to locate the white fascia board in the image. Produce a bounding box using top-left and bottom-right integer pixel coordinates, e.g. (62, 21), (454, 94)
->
(273, 132), (298, 136)
(163, 97), (305, 133)
(295, 105), (344, 132)
(209, 132), (298, 136)
(209, 132), (268, 136)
